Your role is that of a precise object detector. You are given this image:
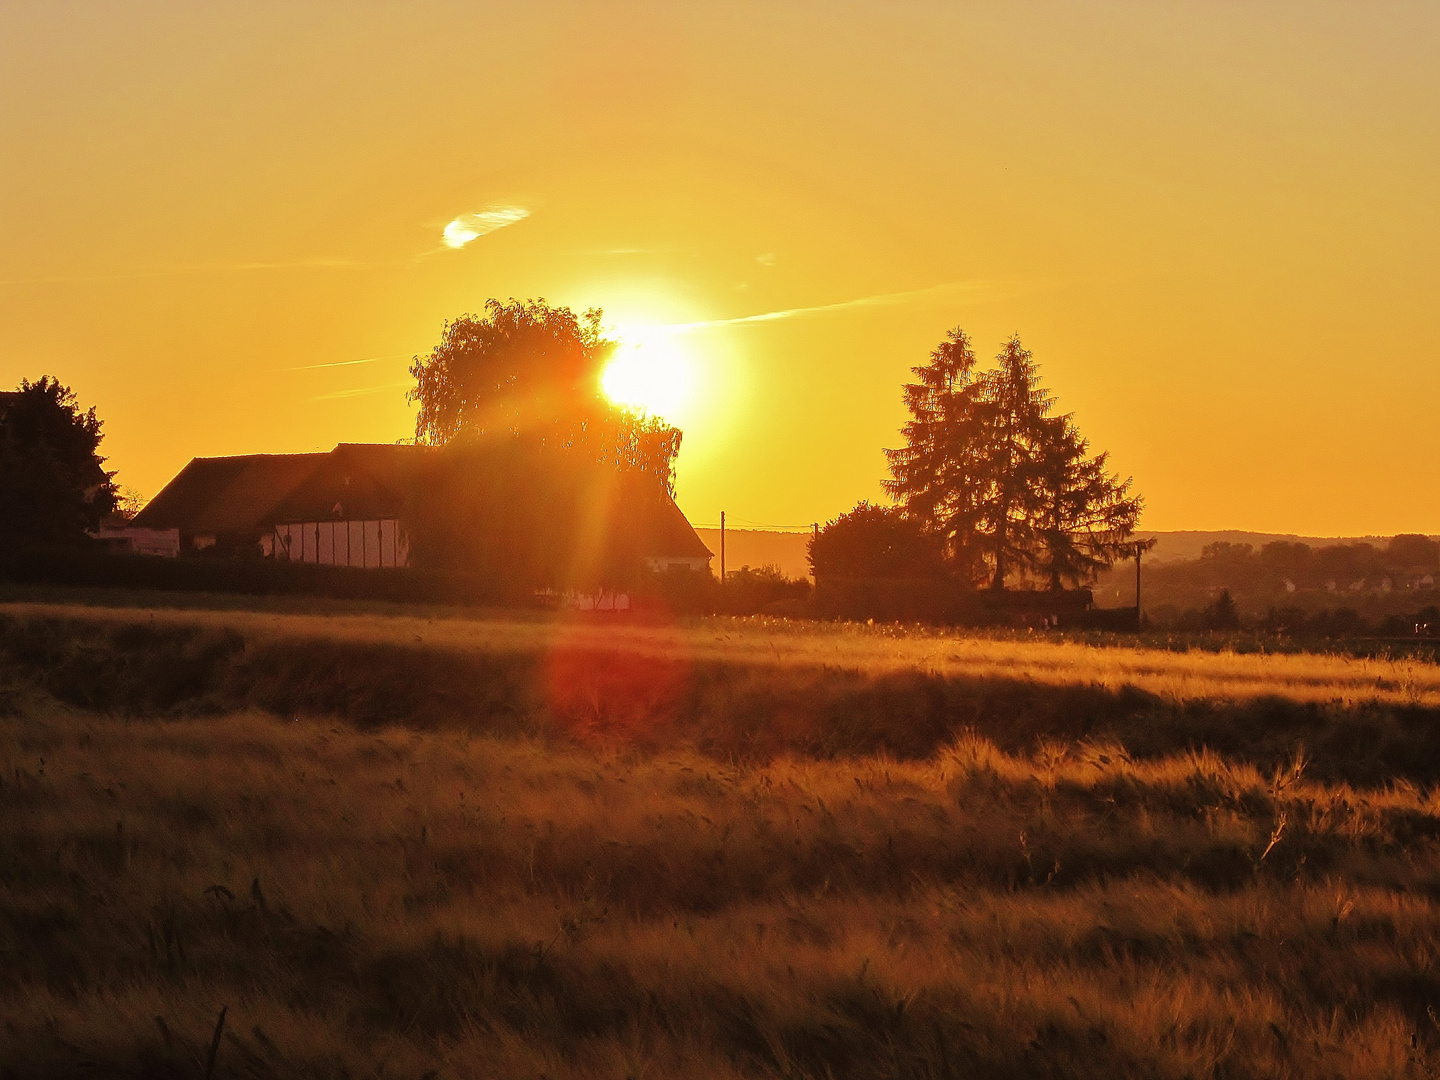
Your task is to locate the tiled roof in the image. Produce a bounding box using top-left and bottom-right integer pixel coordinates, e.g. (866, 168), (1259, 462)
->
(269, 444), (433, 524)
(614, 473), (713, 560)
(132, 454), (326, 534)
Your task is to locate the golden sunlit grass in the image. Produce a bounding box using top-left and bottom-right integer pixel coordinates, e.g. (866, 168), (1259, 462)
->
(4, 602), (1440, 1076)
(4, 599), (1438, 709)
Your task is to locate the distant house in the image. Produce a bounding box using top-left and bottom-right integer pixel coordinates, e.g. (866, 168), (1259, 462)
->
(133, 443), (712, 574)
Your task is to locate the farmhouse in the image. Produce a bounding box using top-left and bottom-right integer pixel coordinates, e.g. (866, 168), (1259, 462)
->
(132, 443), (712, 573)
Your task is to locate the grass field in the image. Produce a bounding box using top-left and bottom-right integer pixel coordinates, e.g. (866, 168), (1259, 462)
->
(4, 599), (1438, 708)
(4, 600), (1440, 1077)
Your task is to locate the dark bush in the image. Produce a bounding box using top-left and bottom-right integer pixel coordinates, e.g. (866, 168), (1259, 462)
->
(719, 564), (810, 614)
(0, 547), (517, 605)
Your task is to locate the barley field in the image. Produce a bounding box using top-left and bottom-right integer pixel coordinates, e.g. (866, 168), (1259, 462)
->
(4, 599), (1438, 708)
(3, 601), (1440, 1077)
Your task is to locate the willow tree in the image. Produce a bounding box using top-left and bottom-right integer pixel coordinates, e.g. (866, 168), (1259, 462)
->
(885, 330), (1141, 590)
(408, 298), (681, 494)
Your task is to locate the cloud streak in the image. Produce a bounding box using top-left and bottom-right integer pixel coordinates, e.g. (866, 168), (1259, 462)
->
(286, 353), (410, 371)
(442, 206), (530, 249)
(664, 280), (1013, 333)
(312, 380), (412, 402)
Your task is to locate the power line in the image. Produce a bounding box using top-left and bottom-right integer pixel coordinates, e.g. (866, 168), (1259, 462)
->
(691, 520), (814, 532)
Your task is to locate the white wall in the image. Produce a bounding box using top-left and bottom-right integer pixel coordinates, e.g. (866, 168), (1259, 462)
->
(272, 520), (408, 568)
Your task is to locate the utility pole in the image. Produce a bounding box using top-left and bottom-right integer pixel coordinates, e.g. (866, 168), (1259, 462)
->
(1132, 538), (1156, 627)
(720, 511), (726, 584)
(1135, 546), (1142, 623)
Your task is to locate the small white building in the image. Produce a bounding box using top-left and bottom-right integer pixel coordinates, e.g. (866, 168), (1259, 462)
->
(92, 523), (181, 557)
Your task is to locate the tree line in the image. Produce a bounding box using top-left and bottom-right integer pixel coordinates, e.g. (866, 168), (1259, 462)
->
(1114, 535), (1439, 636)
(10, 299), (1434, 637)
(410, 309), (1146, 599)
(3, 306), (1143, 608)
(1195, 536), (1439, 587)
(4, 303), (1144, 600)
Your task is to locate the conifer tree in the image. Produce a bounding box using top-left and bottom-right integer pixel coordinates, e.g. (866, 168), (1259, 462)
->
(972, 336), (1053, 590)
(1031, 414), (1142, 589)
(882, 328), (988, 581)
(885, 328), (1141, 589)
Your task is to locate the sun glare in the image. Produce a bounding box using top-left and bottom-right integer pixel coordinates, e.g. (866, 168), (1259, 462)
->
(601, 325), (696, 423)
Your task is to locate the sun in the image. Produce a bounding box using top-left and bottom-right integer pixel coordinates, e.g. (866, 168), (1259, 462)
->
(600, 324), (696, 423)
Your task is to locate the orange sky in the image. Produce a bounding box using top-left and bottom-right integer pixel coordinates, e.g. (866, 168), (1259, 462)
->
(2, 3), (1437, 536)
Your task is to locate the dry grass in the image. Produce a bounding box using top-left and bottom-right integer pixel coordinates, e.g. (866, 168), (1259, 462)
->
(7, 702), (1440, 1078)
(4, 600), (1439, 708)
(4, 602), (1440, 1077)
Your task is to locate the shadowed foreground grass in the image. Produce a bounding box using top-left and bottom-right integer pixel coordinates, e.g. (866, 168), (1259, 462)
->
(8, 702), (1440, 1077)
(5, 606), (1440, 1077)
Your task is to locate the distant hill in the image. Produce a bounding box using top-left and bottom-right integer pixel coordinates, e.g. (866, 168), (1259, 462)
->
(1131, 530), (1417, 565)
(690, 527), (1439, 592)
(1095, 530), (1440, 621)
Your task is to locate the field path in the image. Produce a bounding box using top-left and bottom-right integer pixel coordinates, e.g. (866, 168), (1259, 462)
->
(4, 600), (1438, 708)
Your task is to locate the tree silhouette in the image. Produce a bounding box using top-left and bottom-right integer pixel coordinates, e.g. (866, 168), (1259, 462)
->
(408, 298), (682, 493)
(1206, 588), (1241, 630)
(1388, 534), (1439, 573)
(881, 328), (988, 580)
(0, 377), (117, 548)
(808, 501), (943, 581)
(885, 329), (1141, 590)
(1032, 414), (1142, 589)
(972, 336), (1053, 589)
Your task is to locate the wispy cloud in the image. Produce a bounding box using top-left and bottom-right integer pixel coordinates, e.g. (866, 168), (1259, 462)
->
(442, 206), (530, 249)
(287, 353), (410, 372)
(312, 380), (412, 402)
(665, 280), (1011, 333)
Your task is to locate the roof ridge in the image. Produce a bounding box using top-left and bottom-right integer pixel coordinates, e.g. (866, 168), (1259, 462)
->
(188, 451), (329, 463)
